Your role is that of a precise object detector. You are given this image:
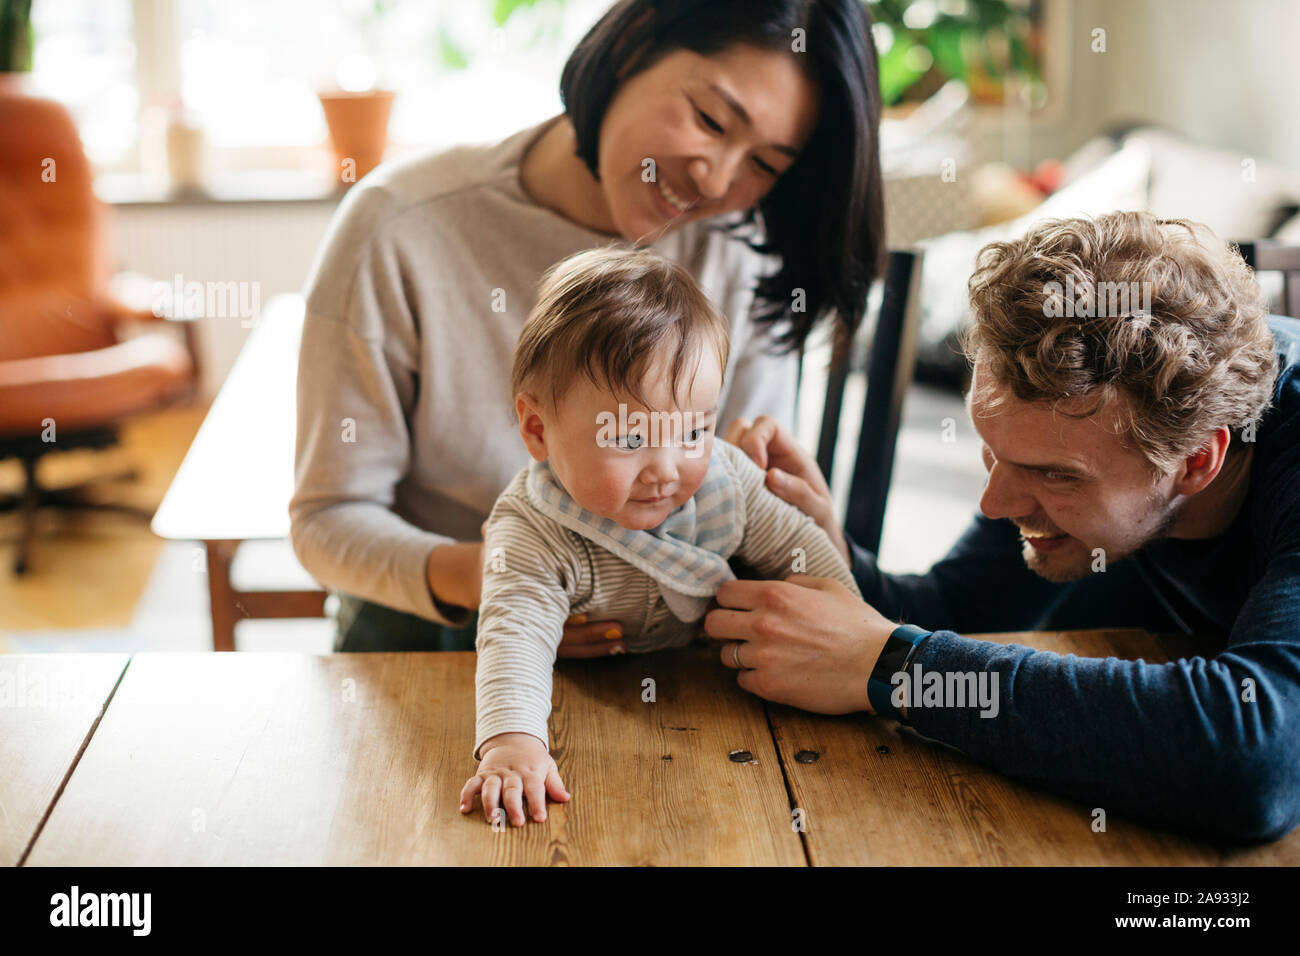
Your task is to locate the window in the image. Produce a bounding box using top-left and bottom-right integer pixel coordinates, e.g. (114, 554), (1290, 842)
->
(30, 0), (137, 165)
(29, 0), (612, 174)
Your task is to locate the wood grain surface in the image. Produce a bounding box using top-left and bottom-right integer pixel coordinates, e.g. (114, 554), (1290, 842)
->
(16, 629), (1296, 865)
(0, 654), (129, 865)
(769, 628), (1299, 864)
(24, 647), (803, 865)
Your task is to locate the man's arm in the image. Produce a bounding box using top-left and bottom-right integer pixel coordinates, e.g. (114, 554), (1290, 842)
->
(716, 417), (1300, 840)
(898, 544), (1300, 842)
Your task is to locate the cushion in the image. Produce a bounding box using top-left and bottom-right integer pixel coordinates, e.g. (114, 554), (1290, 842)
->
(1123, 127), (1300, 241)
(913, 140), (1152, 384)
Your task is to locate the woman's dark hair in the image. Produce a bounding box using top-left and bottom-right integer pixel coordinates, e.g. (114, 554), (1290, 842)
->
(559, 0), (885, 356)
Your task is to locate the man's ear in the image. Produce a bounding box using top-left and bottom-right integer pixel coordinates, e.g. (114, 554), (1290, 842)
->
(1173, 426), (1232, 496)
(516, 393), (548, 462)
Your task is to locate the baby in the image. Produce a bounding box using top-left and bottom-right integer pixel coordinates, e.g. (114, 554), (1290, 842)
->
(459, 245), (861, 827)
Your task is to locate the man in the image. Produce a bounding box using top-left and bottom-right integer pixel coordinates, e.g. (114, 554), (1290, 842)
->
(706, 210), (1300, 842)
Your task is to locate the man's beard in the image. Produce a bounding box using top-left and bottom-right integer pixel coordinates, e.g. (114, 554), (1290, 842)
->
(1022, 537), (1094, 583)
(1022, 499), (1181, 584)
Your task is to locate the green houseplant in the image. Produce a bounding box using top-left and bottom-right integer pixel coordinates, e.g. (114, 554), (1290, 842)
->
(0, 0), (33, 73)
(868, 0), (1044, 108)
(320, 0), (565, 186)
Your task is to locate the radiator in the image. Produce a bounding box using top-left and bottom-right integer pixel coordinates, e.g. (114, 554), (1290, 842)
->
(108, 200), (339, 400)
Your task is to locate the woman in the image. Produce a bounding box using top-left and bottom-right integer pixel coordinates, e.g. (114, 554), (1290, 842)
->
(290, 0), (885, 652)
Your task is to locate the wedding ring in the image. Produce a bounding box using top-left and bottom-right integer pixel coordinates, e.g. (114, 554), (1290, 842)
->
(731, 642), (743, 669)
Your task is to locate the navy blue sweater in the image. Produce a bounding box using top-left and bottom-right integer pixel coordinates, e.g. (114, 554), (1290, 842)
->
(848, 316), (1300, 842)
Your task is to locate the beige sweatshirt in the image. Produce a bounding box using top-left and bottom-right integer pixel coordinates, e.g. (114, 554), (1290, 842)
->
(291, 114), (800, 624)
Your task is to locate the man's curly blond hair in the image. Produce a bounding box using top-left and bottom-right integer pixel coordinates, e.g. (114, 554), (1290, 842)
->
(961, 210), (1278, 475)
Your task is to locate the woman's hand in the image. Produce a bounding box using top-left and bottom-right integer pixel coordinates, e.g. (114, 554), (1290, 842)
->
(477, 518), (626, 654)
(428, 521), (628, 655)
(460, 732), (569, 826)
(558, 614), (626, 658)
(703, 575), (895, 715)
(724, 416), (848, 564)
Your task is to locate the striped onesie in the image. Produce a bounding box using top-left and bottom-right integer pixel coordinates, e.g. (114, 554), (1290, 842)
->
(473, 438), (862, 758)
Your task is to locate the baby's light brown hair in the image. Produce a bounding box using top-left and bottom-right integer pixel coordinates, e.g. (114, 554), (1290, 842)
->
(511, 245), (731, 414)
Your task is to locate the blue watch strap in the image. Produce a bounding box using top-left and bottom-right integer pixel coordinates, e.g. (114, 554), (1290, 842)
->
(867, 624), (934, 721)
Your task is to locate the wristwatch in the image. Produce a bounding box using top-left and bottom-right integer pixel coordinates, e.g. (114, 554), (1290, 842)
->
(867, 624), (934, 722)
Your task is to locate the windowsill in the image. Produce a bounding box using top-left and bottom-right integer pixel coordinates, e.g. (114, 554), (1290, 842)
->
(96, 169), (347, 207)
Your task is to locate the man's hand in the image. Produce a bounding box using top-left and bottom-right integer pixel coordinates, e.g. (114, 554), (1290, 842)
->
(703, 575), (896, 715)
(724, 416), (849, 564)
(460, 732), (570, 826)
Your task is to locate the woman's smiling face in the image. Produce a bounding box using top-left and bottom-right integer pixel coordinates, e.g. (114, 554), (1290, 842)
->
(597, 43), (821, 243)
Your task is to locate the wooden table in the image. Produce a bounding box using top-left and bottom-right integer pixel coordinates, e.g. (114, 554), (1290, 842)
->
(151, 294), (326, 651)
(12, 631), (1299, 866)
(0, 655), (129, 866)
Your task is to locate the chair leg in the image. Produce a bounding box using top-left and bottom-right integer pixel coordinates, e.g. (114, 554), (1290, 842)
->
(3, 457), (154, 574)
(65, 499), (157, 522)
(85, 465), (143, 485)
(38, 486), (155, 522)
(0, 471), (153, 519)
(14, 458), (38, 576)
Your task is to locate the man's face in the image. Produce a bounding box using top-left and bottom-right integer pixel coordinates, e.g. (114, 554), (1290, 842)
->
(968, 362), (1181, 582)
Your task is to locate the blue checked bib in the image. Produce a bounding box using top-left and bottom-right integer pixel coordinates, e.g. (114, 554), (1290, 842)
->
(524, 450), (744, 622)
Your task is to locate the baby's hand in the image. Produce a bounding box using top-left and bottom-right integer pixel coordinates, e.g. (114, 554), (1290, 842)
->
(459, 732), (570, 826)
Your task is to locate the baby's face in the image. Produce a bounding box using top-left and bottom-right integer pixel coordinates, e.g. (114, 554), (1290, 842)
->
(519, 348), (722, 530)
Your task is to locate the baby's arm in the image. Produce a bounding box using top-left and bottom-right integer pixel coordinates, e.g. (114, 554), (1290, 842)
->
(722, 441), (863, 598)
(460, 493), (584, 826)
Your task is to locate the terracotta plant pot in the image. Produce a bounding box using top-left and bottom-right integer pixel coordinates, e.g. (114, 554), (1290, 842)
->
(317, 89), (396, 186)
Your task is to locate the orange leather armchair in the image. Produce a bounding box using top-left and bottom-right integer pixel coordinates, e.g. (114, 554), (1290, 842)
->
(0, 82), (200, 575)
